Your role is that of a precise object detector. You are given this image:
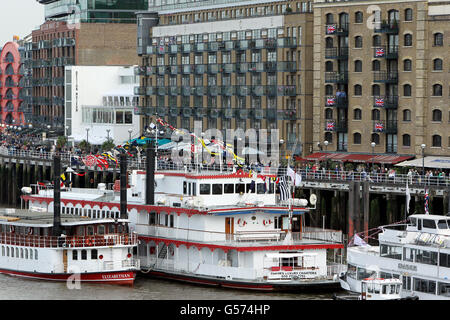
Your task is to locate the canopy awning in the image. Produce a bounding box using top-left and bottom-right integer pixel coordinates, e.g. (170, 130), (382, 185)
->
(396, 156), (450, 169)
(265, 252), (318, 258)
(300, 152), (414, 165)
(129, 137), (171, 146)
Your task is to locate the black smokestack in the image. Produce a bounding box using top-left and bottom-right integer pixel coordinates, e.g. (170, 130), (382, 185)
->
(53, 155), (62, 236)
(120, 154), (127, 219)
(146, 141), (155, 205)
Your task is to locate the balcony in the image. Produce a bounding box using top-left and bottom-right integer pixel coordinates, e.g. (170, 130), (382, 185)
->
(373, 120), (397, 134)
(220, 86), (235, 96)
(169, 66), (179, 74)
(325, 23), (349, 36)
(156, 106), (167, 116)
(373, 71), (398, 83)
(169, 87), (180, 96)
(182, 65), (192, 74)
(237, 40), (249, 50)
(195, 65), (206, 74)
(221, 63), (235, 73)
(250, 85), (264, 96)
(194, 87), (204, 96)
(373, 45), (398, 59)
(325, 72), (348, 84)
(250, 108), (264, 120)
(146, 87), (154, 95)
(277, 37), (297, 48)
(265, 61), (277, 72)
(195, 43), (208, 52)
(182, 44), (192, 53)
(208, 108), (220, 118)
(236, 86), (249, 96)
(157, 87), (167, 95)
(169, 107), (179, 117)
(374, 21), (399, 34)
(373, 96), (398, 109)
(222, 108), (233, 119)
(282, 109), (297, 121)
(181, 86), (192, 96)
(207, 86), (219, 96)
(236, 63), (248, 73)
(324, 47), (349, 60)
(207, 64), (219, 74)
(249, 62), (265, 72)
(169, 45), (178, 54)
(325, 96), (348, 108)
(277, 61), (297, 72)
(325, 119), (347, 132)
(223, 41), (235, 51)
(134, 106), (154, 116)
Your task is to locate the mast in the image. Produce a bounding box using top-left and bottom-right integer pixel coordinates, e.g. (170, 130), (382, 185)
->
(120, 153), (128, 219)
(52, 155), (62, 236)
(146, 141), (156, 205)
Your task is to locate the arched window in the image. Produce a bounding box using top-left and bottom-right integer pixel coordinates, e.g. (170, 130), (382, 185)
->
(353, 132), (362, 144)
(432, 135), (442, 147)
(355, 11), (363, 23)
(5, 64), (14, 75)
(372, 109), (381, 120)
(372, 84), (380, 96)
(432, 84), (442, 96)
(388, 9), (399, 24)
(325, 61), (334, 72)
(403, 59), (412, 71)
(404, 8), (413, 21)
(325, 108), (333, 119)
(432, 109), (442, 122)
(433, 58), (443, 71)
(371, 133), (380, 144)
(402, 134), (411, 147)
(403, 109), (412, 121)
(372, 60), (380, 71)
(326, 13), (334, 24)
(372, 35), (381, 47)
(404, 34), (413, 46)
(354, 60), (362, 72)
(325, 37), (334, 48)
(325, 85), (333, 95)
(354, 84), (362, 96)
(353, 108), (362, 120)
(403, 84), (412, 96)
(325, 132), (333, 143)
(354, 36), (363, 48)
(434, 33), (443, 46)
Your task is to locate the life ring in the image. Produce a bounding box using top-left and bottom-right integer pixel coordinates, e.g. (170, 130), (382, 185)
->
(27, 227), (33, 235)
(85, 237), (94, 247)
(168, 246), (175, 256)
(263, 219), (272, 227)
(124, 235), (129, 245)
(237, 219), (247, 227)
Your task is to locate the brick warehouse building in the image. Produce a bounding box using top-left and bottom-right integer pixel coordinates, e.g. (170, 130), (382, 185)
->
(135, 0), (314, 157)
(312, 0), (450, 159)
(0, 41), (27, 126)
(29, 0), (148, 135)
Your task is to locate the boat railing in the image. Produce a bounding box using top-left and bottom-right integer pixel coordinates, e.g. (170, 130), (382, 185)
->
(103, 259), (140, 271)
(327, 263), (347, 277)
(0, 232), (138, 248)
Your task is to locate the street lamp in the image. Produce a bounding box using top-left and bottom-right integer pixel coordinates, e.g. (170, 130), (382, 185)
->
(421, 143), (426, 178)
(371, 142), (376, 172)
(323, 140), (329, 169)
(106, 129), (111, 142)
(128, 128), (133, 141)
(86, 128), (90, 144)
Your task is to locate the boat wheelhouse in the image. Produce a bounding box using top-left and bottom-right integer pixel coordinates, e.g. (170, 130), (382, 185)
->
(340, 214), (450, 300)
(0, 208), (139, 285)
(334, 278), (406, 300)
(23, 166), (346, 291)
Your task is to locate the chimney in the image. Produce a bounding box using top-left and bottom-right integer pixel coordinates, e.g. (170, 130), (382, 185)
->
(52, 155), (62, 236)
(146, 142), (156, 205)
(120, 154), (128, 219)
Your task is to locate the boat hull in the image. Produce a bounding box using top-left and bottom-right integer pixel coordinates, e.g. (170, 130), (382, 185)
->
(141, 269), (341, 292)
(0, 268), (136, 285)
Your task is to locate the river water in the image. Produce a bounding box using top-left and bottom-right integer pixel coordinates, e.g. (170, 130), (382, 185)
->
(0, 273), (335, 300)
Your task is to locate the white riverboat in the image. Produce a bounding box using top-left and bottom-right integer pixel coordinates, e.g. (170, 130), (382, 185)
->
(22, 166), (346, 291)
(339, 214), (450, 300)
(0, 207), (139, 285)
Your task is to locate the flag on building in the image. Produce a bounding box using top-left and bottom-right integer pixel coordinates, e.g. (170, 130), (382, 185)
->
(327, 24), (336, 34)
(375, 48), (385, 57)
(326, 121), (335, 131)
(375, 98), (384, 107)
(424, 190), (429, 214)
(326, 97), (335, 106)
(374, 122), (384, 132)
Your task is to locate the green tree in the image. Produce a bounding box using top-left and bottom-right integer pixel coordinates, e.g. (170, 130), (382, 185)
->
(101, 139), (115, 152)
(78, 140), (91, 153)
(56, 136), (68, 150)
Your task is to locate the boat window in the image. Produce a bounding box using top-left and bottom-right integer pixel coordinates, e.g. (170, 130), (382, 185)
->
(200, 184), (211, 195)
(30, 249), (33, 260)
(91, 249), (98, 260)
(87, 226), (94, 236)
(71, 207), (74, 214)
(20, 248), (23, 259)
(192, 182), (197, 196)
(6, 247), (9, 257)
(382, 285), (387, 294)
(414, 278), (437, 294)
(347, 264), (357, 279)
(415, 249), (438, 265)
(1, 246), (3, 256)
(236, 183), (245, 194)
(257, 183), (265, 194)
(16, 248), (19, 258)
(183, 181), (187, 194)
(109, 224), (115, 233)
(269, 182), (275, 194)
(374, 284), (380, 294)
(390, 284), (396, 294)
(73, 250), (78, 260)
(408, 217), (416, 226)
(438, 282), (450, 297)
(357, 267), (374, 280)
(212, 184), (223, 195)
(169, 215), (174, 228)
(25, 249), (28, 259)
(422, 219), (436, 229)
(35, 249), (38, 260)
(380, 244), (402, 260)
(118, 224), (124, 233)
(188, 183), (191, 195)
(97, 225), (105, 235)
(437, 220), (448, 229)
(224, 184), (234, 194)
(417, 219), (422, 230)
(81, 250), (87, 260)
(11, 247), (14, 257)
(367, 282), (373, 293)
(403, 247), (415, 262)
(396, 285), (400, 294)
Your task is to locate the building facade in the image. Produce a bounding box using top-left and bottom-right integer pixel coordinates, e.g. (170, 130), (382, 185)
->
(29, 0), (147, 134)
(135, 0), (314, 157)
(0, 41), (27, 126)
(312, 0), (450, 158)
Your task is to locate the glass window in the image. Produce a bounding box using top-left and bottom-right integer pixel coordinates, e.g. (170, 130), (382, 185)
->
(347, 264), (357, 279)
(380, 244), (402, 259)
(257, 183), (266, 194)
(404, 8), (413, 21)
(423, 219), (436, 229)
(236, 184), (245, 194)
(200, 184), (211, 195)
(437, 220), (449, 229)
(91, 249), (98, 260)
(73, 250), (78, 260)
(116, 111), (124, 124)
(224, 184), (234, 194)
(81, 250), (87, 260)
(212, 184), (222, 195)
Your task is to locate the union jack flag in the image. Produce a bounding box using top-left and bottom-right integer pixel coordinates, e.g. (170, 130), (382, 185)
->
(326, 121), (335, 131)
(424, 190), (429, 214)
(375, 48), (385, 57)
(375, 98), (384, 107)
(374, 122), (384, 132)
(326, 25), (336, 34)
(326, 97), (336, 106)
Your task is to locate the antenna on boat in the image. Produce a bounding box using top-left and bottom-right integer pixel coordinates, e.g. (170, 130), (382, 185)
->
(52, 155), (62, 236)
(120, 153), (127, 219)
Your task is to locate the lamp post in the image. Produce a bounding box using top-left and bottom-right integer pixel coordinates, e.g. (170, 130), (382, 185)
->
(323, 140), (329, 170)
(421, 143), (426, 179)
(128, 128), (133, 142)
(106, 129), (111, 142)
(371, 142), (376, 172)
(85, 127), (89, 145)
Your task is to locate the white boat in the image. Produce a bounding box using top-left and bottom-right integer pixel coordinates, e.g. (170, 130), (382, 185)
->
(22, 165), (346, 291)
(339, 214), (450, 300)
(333, 278), (414, 300)
(0, 207), (139, 285)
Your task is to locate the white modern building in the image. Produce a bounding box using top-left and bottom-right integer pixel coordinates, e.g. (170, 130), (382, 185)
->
(65, 65), (141, 146)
